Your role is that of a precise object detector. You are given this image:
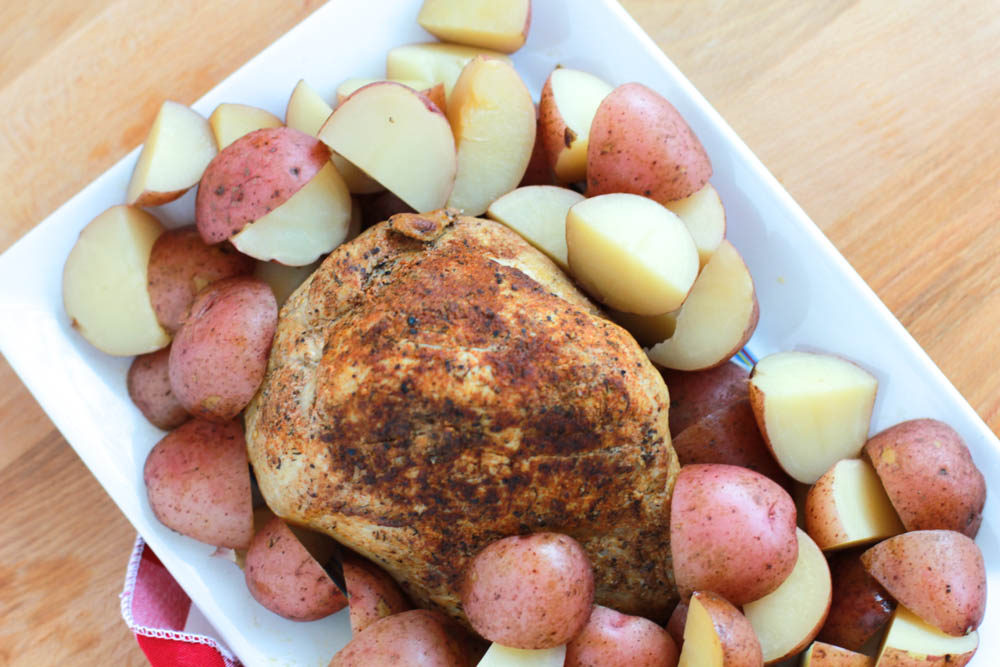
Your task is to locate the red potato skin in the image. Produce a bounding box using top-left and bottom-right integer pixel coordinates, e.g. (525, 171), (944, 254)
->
(196, 127), (330, 243)
(586, 82), (712, 203)
(861, 530), (986, 636)
(127, 346), (189, 430)
(342, 551), (412, 635)
(818, 549), (895, 651)
(863, 419), (986, 537)
(133, 188), (188, 207)
(666, 600), (688, 649)
(244, 516), (347, 621)
(565, 605), (679, 667)
(168, 276), (277, 422)
(146, 225), (254, 333)
(520, 110), (557, 186)
(805, 642), (873, 666)
(538, 74), (573, 179)
(672, 399), (792, 487)
(690, 591), (763, 667)
(460, 532), (595, 649)
(329, 609), (470, 667)
(143, 418), (252, 549)
(669, 464), (798, 605)
(661, 362), (749, 437)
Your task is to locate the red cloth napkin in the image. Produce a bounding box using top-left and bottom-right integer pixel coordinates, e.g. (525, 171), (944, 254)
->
(120, 536), (241, 667)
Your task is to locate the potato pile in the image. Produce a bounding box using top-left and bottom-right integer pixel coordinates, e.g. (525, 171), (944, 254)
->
(59, 0), (988, 664)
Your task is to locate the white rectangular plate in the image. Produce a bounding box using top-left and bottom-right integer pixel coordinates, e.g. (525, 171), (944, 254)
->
(1, 1), (996, 664)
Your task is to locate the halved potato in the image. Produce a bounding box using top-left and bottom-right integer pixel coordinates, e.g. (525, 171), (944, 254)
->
(417, 0), (531, 53)
(127, 347), (189, 430)
(336, 78), (445, 112)
(660, 362), (749, 437)
(342, 551), (411, 635)
(801, 642), (873, 667)
(285, 79), (383, 195)
(126, 101), (217, 206)
(231, 162), (351, 266)
(818, 549), (895, 652)
(743, 528), (832, 664)
(319, 82), (456, 213)
(678, 591), (762, 667)
(748, 351), (877, 484)
(646, 240), (757, 369)
(386, 42), (513, 97)
(565, 605), (678, 667)
(209, 102), (283, 149)
(446, 56), (536, 216)
(486, 185), (584, 271)
(805, 458), (904, 551)
(63, 205), (170, 356)
(861, 530), (986, 637)
(876, 606), (978, 666)
(478, 643), (566, 667)
(664, 183), (726, 268)
(538, 67), (613, 183)
(566, 193), (699, 315)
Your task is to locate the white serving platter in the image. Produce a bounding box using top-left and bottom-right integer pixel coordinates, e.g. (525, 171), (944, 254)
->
(0, 1), (996, 665)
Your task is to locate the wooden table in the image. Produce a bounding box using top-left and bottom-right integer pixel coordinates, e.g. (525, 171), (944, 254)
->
(1, 1), (997, 663)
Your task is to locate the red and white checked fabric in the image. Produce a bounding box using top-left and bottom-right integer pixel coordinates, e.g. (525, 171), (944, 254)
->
(120, 536), (242, 667)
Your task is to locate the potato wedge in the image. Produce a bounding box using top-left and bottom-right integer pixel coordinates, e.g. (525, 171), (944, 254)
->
(342, 552), (411, 635)
(876, 606), (978, 666)
(678, 591), (762, 667)
(801, 642), (873, 667)
(539, 67), (613, 183)
(417, 0), (531, 53)
(209, 102), (282, 150)
(479, 643), (567, 667)
(664, 183), (726, 268)
(805, 458), (904, 551)
(386, 42), (513, 97)
(486, 185), (584, 271)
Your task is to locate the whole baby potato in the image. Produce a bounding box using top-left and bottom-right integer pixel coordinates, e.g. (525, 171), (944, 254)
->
(863, 419), (986, 537)
(342, 551), (412, 635)
(661, 362), (749, 437)
(143, 418), (253, 548)
(146, 225), (254, 333)
(168, 276), (277, 422)
(244, 516), (347, 621)
(587, 82), (711, 203)
(127, 346), (189, 430)
(669, 463), (798, 605)
(461, 532), (595, 649)
(565, 605), (679, 667)
(196, 127), (330, 243)
(329, 609), (469, 667)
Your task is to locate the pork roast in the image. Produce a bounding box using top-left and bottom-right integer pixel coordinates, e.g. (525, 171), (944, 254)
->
(245, 210), (680, 624)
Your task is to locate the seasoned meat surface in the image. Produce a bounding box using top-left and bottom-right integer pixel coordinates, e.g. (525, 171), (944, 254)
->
(245, 210), (679, 624)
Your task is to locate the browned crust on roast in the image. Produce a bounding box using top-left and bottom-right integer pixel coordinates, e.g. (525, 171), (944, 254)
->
(246, 210), (679, 626)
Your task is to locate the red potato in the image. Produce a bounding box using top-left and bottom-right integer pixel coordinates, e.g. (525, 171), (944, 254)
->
(801, 642), (873, 667)
(565, 605), (679, 667)
(667, 600), (688, 649)
(520, 110), (556, 186)
(678, 591), (762, 667)
(146, 225), (254, 333)
(143, 419), (252, 549)
(817, 549), (895, 651)
(669, 464), (798, 605)
(244, 516), (347, 621)
(127, 346), (189, 430)
(661, 362), (749, 437)
(861, 530), (986, 636)
(168, 277), (277, 422)
(329, 609), (469, 667)
(196, 127), (330, 243)
(863, 419), (986, 537)
(587, 82), (711, 203)
(461, 532), (595, 649)
(342, 551), (411, 635)
(672, 399), (791, 486)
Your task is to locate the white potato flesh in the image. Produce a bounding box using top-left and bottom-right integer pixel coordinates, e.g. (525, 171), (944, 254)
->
(319, 82), (456, 213)
(678, 596), (724, 667)
(445, 57), (536, 216)
(805, 458), (904, 551)
(63, 206), (170, 356)
(125, 101), (216, 206)
(664, 183), (727, 268)
(285, 79), (383, 195)
(611, 309), (678, 348)
(801, 641), (873, 667)
(749, 351), (878, 484)
(877, 606), (978, 665)
(646, 240), (756, 369)
(485, 185), (583, 271)
(743, 529), (832, 664)
(567, 193), (698, 315)
(476, 643), (566, 667)
(231, 162), (350, 266)
(335, 77), (433, 105)
(254, 260), (320, 307)
(546, 68), (613, 183)
(209, 103), (282, 150)
(417, 0), (531, 54)
(386, 42), (512, 97)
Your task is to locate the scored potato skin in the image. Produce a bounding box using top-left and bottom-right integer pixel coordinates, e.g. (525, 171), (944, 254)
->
(246, 210), (680, 626)
(196, 127), (330, 243)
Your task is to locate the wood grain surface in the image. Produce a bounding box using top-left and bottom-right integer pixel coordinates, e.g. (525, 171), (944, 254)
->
(1, 1), (998, 664)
